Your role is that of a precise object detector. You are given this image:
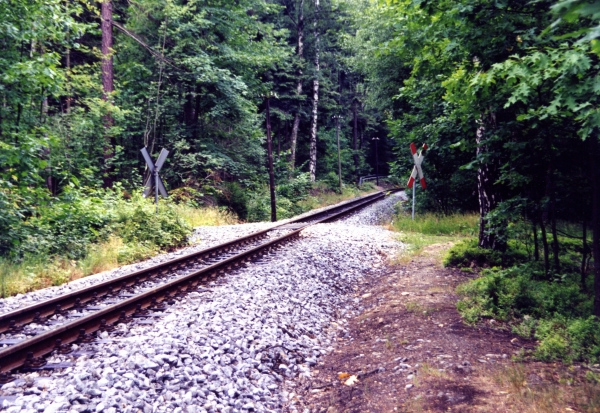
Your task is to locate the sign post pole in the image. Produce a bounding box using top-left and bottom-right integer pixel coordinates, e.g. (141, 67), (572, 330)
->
(412, 183), (416, 220)
(407, 142), (427, 220)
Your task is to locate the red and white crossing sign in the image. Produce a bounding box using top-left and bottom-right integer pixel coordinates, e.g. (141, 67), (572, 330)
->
(407, 142), (427, 189)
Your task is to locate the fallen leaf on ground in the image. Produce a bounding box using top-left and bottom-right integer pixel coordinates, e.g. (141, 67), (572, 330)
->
(344, 375), (359, 386)
(338, 372), (350, 380)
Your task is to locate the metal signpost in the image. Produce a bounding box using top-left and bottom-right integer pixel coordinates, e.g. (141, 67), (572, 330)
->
(140, 147), (169, 213)
(407, 142), (427, 220)
(372, 137), (380, 186)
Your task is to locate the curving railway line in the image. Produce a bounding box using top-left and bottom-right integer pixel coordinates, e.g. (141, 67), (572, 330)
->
(0, 189), (399, 382)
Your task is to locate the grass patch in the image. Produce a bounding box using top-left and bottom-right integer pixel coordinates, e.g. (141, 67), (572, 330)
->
(392, 212), (479, 236)
(405, 301), (438, 316)
(420, 362), (448, 379)
(172, 205), (237, 227)
(443, 238), (528, 268)
(493, 364), (600, 413)
(388, 211), (478, 261)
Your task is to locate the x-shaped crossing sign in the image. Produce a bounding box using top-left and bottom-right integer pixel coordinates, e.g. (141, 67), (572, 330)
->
(407, 142), (427, 189)
(141, 147), (169, 201)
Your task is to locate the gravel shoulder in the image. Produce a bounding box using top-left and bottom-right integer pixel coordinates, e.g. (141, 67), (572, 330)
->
(297, 243), (599, 413)
(0, 190), (384, 315)
(0, 192), (407, 413)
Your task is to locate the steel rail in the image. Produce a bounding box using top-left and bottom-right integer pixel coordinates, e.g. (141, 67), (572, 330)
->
(0, 189), (397, 375)
(0, 191), (385, 335)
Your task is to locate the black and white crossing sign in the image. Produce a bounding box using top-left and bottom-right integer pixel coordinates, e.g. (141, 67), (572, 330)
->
(140, 147), (169, 208)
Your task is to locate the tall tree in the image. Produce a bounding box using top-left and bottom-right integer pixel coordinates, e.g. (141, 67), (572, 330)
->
(265, 95), (277, 222)
(308, 0), (320, 182)
(288, 0), (304, 174)
(101, 0), (114, 188)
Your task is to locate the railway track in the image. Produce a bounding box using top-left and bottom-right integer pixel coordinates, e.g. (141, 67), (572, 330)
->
(0, 189), (399, 381)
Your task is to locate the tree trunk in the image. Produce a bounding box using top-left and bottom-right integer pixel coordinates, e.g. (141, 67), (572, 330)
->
(540, 214), (550, 279)
(590, 137), (600, 316)
(352, 100), (359, 180)
(544, 142), (561, 273)
(308, 0), (319, 182)
(266, 97), (277, 222)
(582, 219), (588, 291)
(289, 0), (304, 174)
(194, 84), (202, 140)
(476, 112), (506, 251)
(532, 219), (539, 261)
(101, 0), (114, 188)
(65, 40), (71, 114)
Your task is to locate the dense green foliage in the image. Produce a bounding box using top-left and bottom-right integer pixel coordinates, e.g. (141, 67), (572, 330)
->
(444, 239), (528, 268)
(350, 0), (600, 363)
(12, 188), (191, 261)
(456, 261), (600, 363)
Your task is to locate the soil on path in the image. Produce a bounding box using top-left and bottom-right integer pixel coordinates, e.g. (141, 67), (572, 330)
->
(292, 243), (599, 413)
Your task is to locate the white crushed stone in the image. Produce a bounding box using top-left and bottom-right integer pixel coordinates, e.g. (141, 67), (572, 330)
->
(0, 191), (406, 413)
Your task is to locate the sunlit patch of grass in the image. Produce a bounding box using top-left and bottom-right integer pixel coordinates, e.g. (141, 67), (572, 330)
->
(79, 236), (123, 276)
(387, 212), (477, 263)
(404, 301), (438, 316)
(420, 362), (448, 379)
(492, 364), (600, 413)
(427, 285), (451, 294)
(0, 256), (81, 297)
(172, 204), (238, 227)
(392, 212), (479, 236)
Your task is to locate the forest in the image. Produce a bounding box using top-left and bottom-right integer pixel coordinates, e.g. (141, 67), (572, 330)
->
(0, 0), (599, 363)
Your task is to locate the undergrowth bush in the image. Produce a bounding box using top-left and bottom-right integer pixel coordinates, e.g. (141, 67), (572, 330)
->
(443, 239), (528, 268)
(113, 194), (191, 250)
(217, 182), (249, 220)
(21, 192), (113, 260)
(0, 185), (236, 296)
(456, 263), (599, 363)
(245, 176), (376, 222)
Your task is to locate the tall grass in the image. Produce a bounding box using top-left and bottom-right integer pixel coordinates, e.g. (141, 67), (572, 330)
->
(172, 205), (237, 227)
(392, 212), (479, 236)
(389, 212), (479, 260)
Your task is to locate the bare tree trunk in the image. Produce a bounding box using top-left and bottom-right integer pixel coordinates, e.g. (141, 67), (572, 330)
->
(540, 215), (550, 278)
(543, 139), (561, 273)
(476, 112), (506, 251)
(289, 0), (304, 174)
(308, 0), (319, 182)
(582, 219), (588, 291)
(266, 97), (276, 222)
(352, 100), (359, 180)
(532, 219), (539, 261)
(590, 137), (600, 316)
(101, 0), (114, 188)
(65, 42), (71, 114)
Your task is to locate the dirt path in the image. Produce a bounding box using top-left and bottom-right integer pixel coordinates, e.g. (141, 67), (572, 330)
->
(291, 243), (600, 413)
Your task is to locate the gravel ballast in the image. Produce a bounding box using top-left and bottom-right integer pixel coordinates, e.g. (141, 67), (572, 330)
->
(0, 191), (405, 413)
